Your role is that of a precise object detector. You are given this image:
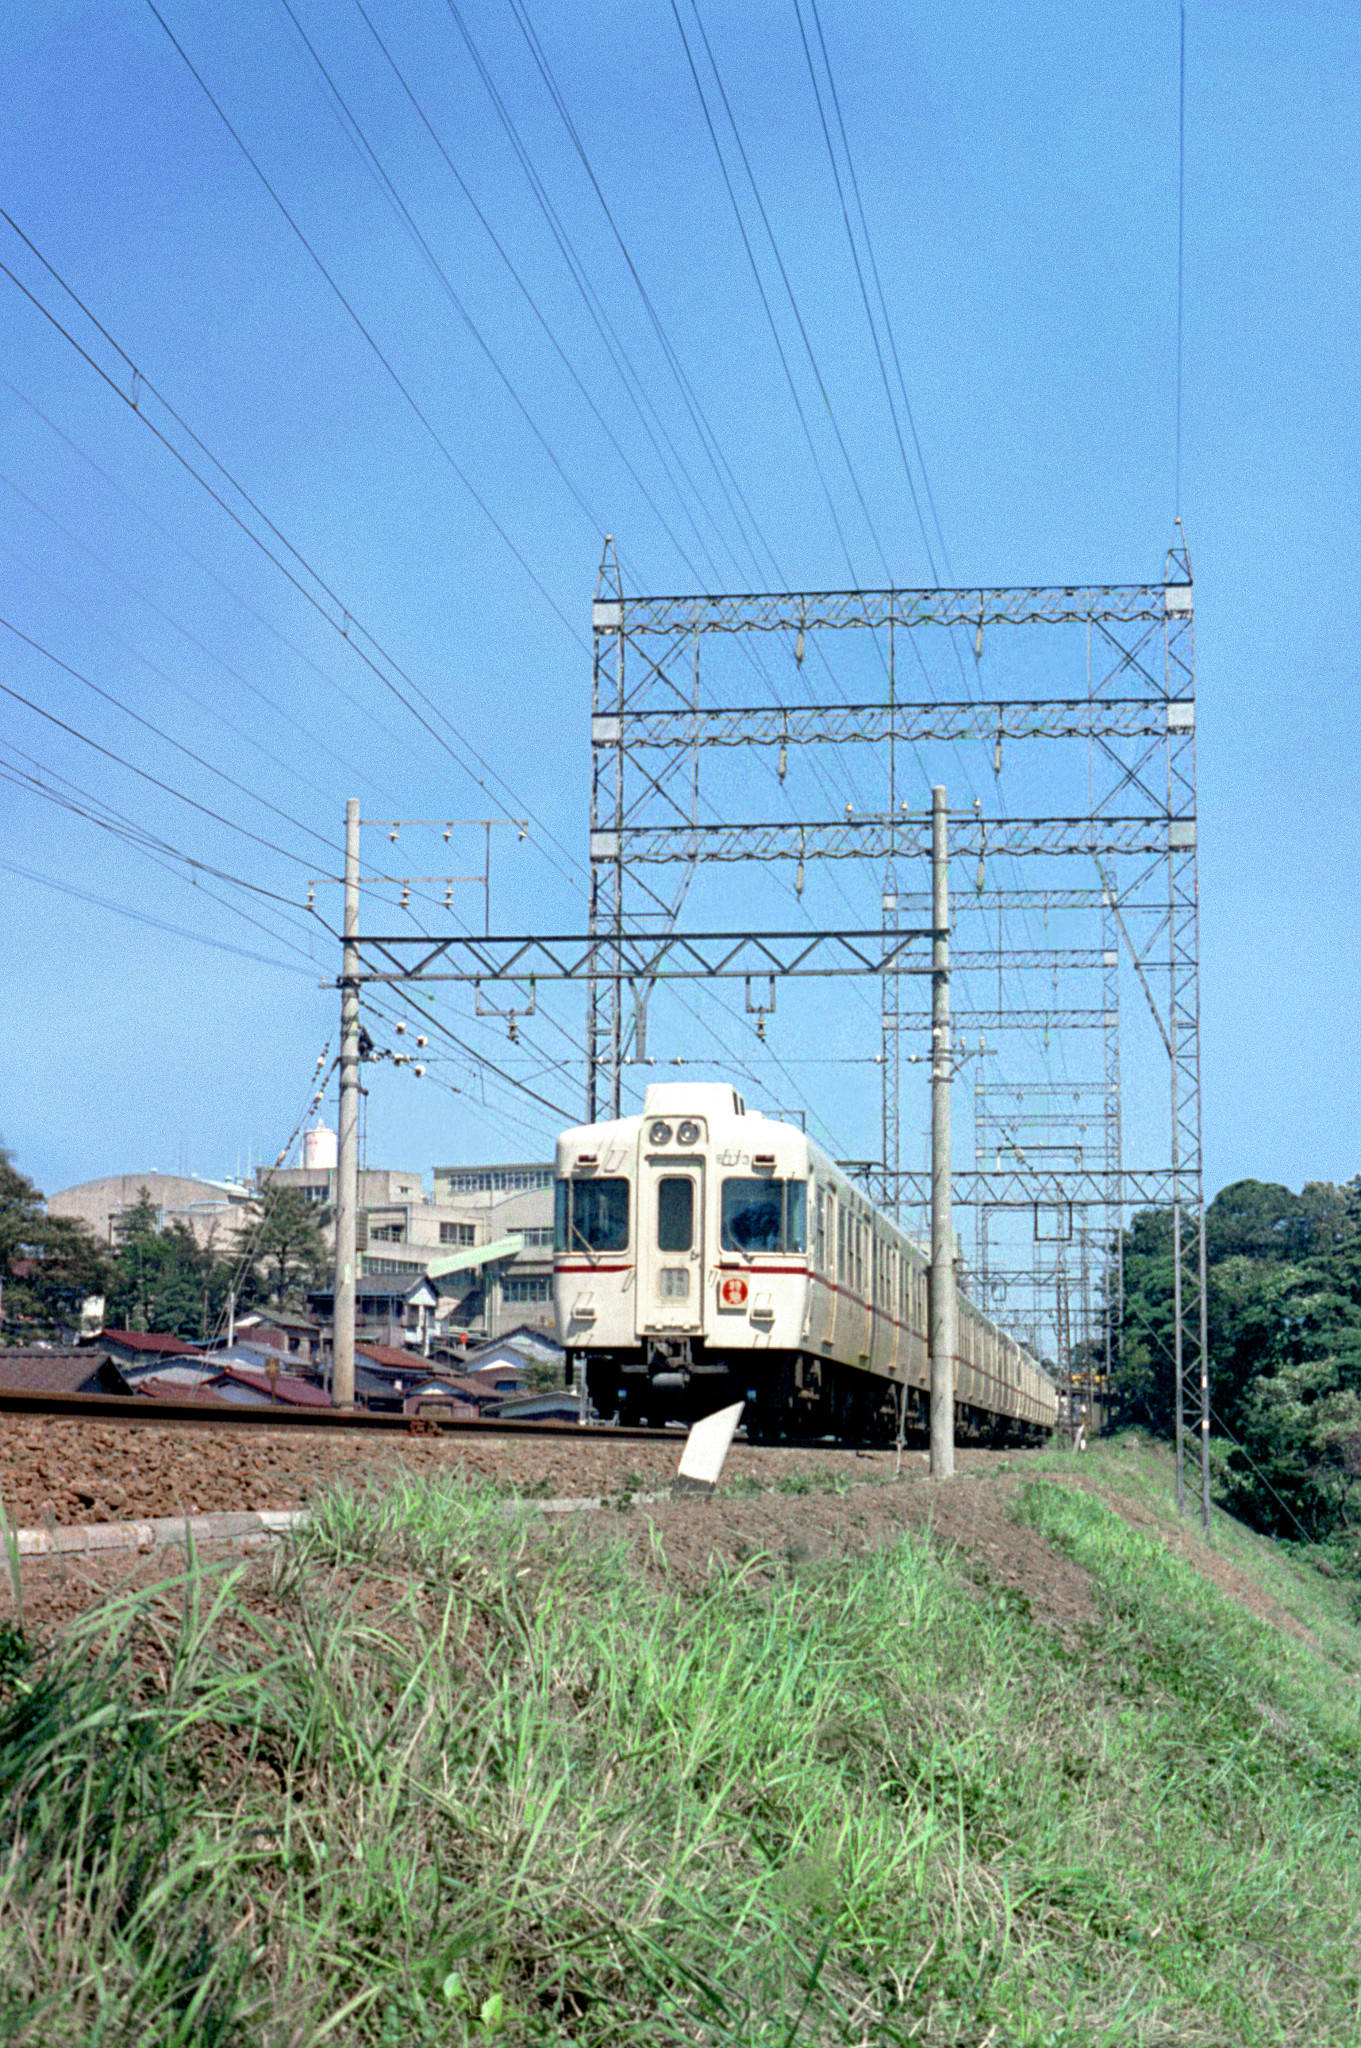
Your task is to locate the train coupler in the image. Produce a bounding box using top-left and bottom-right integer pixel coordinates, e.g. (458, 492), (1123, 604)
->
(647, 1336), (693, 1387)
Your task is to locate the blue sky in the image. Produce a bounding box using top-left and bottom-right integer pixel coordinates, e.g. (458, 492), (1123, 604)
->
(1, 0), (1357, 1215)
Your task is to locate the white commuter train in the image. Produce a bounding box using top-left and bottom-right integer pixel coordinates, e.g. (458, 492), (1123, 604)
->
(553, 1082), (1057, 1443)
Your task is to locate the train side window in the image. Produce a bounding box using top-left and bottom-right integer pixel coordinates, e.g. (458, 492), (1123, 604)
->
(657, 1176), (694, 1252)
(815, 1187), (827, 1271)
(785, 1180), (808, 1254)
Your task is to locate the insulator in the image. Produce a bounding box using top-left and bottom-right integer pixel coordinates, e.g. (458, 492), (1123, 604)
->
(795, 859), (805, 897)
(756, 1014), (766, 1042)
(1044, 1024), (1051, 1051)
(993, 735), (1003, 775)
(390, 824), (399, 842)
(413, 1064), (425, 1078)
(416, 1034), (427, 1048)
(795, 627), (805, 665)
(306, 884), (315, 909)
(443, 822), (452, 841)
(975, 621), (984, 659)
(976, 857), (985, 893)
(508, 1020), (518, 1044)
(518, 823), (528, 840)
(777, 741), (787, 781)
(400, 882), (410, 908)
(395, 1020), (406, 1034)
(845, 802), (853, 820)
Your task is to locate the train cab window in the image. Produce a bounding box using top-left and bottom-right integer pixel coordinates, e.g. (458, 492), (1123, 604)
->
(721, 1177), (808, 1254)
(557, 1177), (629, 1254)
(657, 1176), (694, 1252)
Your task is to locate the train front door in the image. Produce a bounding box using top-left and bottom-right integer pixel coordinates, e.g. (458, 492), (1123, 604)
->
(636, 1153), (705, 1340)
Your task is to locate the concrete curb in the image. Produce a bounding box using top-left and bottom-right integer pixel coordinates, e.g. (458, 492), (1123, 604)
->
(12, 1510), (307, 1557)
(8, 1493), (678, 1559)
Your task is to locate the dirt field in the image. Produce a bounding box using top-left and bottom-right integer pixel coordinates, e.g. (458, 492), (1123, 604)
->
(0, 1415), (1317, 1655)
(0, 1411), (1022, 1526)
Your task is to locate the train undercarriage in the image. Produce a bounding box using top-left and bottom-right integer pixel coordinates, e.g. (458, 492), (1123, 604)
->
(574, 1343), (1050, 1449)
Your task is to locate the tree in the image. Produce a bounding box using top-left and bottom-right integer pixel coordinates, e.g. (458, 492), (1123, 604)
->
(107, 1189), (234, 1339)
(1111, 1178), (1361, 1541)
(241, 1186), (328, 1310)
(0, 1144), (110, 1341)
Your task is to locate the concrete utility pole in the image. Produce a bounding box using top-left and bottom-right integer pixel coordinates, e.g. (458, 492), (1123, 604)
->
(332, 798), (360, 1409)
(929, 785), (957, 1479)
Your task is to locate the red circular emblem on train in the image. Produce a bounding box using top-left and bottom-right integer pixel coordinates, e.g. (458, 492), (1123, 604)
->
(719, 1276), (749, 1308)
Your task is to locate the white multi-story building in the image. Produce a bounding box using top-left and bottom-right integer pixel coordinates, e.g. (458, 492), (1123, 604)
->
(262, 1153), (554, 1344)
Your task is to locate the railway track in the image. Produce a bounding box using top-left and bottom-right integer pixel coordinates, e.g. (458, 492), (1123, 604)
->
(0, 1388), (677, 1443)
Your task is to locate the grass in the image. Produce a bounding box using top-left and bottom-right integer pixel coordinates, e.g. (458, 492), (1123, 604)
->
(1026, 1431), (1361, 1669)
(2, 1459), (1361, 2043)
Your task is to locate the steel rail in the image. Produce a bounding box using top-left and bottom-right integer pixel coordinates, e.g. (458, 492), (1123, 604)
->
(0, 1389), (677, 1441)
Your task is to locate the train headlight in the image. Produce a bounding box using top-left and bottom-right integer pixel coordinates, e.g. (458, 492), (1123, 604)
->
(677, 1119), (701, 1146)
(648, 1119), (673, 1145)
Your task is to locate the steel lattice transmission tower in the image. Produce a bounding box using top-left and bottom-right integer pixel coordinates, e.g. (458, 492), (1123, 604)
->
(583, 528), (1209, 1521)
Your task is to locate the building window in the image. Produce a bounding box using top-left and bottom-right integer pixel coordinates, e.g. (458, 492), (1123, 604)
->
(370, 1224), (405, 1242)
(440, 1166), (553, 1194)
(363, 1256), (424, 1276)
(501, 1275), (552, 1303)
(439, 1222), (477, 1245)
(516, 1226), (554, 1248)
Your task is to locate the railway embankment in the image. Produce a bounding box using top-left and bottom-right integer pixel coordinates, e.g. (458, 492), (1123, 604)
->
(3, 1433), (1361, 2043)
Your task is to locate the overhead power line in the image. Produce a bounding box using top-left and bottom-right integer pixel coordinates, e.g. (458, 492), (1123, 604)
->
(678, 0), (895, 584)
(0, 855), (318, 977)
(0, 212), (590, 894)
(0, 370), (435, 780)
(0, 612), (329, 865)
(146, 0), (583, 647)
(354, 0), (719, 589)
(0, 740), (328, 956)
(803, 0), (957, 584)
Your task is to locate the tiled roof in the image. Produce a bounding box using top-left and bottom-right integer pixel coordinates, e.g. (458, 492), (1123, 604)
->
(357, 1344), (429, 1370)
(211, 1367), (332, 1409)
(0, 1350), (133, 1397)
(132, 1374), (231, 1404)
(100, 1329), (204, 1356)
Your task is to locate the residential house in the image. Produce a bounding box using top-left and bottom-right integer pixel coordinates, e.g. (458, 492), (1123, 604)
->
(0, 1350), (134, 1397)
(98, 1329), (205, 1369)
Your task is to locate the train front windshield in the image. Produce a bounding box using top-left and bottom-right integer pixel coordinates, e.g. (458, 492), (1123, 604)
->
(721, 1178), (807, 1254)
(555, 1178), (629, 1253)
